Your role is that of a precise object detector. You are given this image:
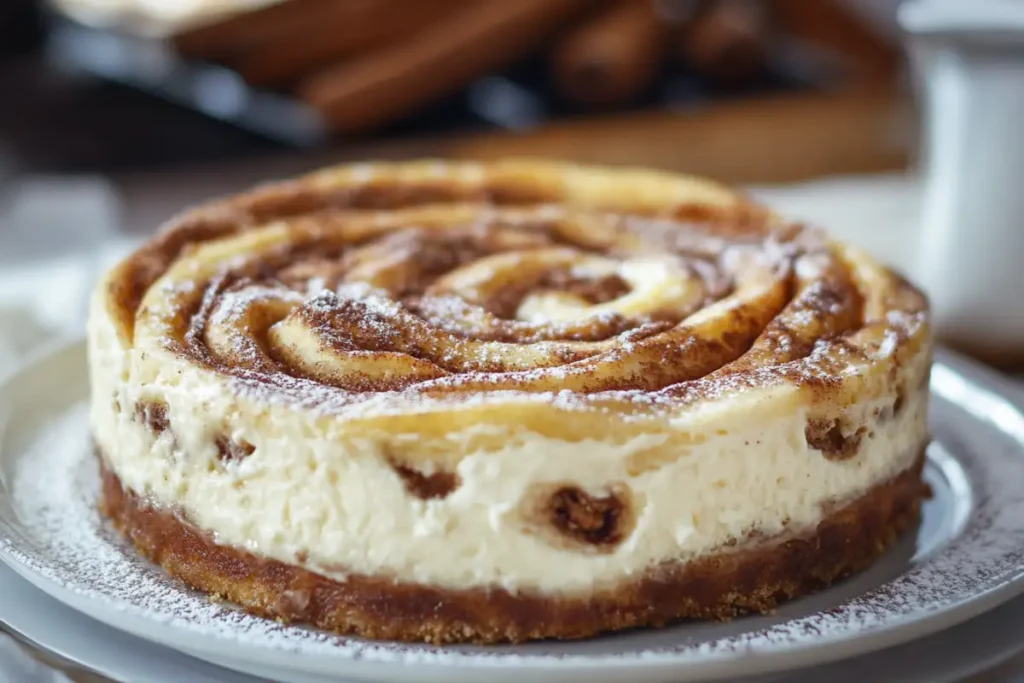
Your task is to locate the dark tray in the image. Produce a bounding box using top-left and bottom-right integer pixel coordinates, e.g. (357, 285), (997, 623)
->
(43, 14), (847, 149)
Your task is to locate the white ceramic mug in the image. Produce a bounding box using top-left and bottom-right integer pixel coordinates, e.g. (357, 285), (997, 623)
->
(901, 0), (1024, 368)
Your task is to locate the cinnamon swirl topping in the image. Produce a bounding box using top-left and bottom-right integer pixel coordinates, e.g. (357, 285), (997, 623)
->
(89, 160), (932, 643)
(103, 164), (923, 405)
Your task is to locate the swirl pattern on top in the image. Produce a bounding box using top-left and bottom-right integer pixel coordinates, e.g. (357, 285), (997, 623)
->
(103, 160), (928, 428)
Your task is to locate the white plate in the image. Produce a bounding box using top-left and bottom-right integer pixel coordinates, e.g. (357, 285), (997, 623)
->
(0, 563), (264, 683)
(1, 342), (1024, 683)
(5, 558), (1024, 683)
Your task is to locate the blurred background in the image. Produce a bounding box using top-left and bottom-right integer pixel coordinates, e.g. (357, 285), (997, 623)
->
(0, 0), (909, 177)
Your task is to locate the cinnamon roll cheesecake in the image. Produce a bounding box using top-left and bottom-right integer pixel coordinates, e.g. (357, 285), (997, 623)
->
(88, 160), (932, 644)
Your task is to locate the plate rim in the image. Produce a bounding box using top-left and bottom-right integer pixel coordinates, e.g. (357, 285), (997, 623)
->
(0, 563), (263, 683)
(2, 339), (1024, 682)
(8, 554), (1024, 683)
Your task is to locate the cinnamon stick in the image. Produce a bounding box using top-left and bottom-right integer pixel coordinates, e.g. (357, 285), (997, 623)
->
(550, 0), (672, 108)
(678, 0), (772, 86)
(233, 0), (457, 87)
(173, 0), (344, 61)
(300, 0), (587, 134)
(772, 0), (900, 83)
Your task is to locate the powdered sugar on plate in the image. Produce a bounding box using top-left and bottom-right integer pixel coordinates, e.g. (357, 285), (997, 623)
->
(2, 349), (1024, 679)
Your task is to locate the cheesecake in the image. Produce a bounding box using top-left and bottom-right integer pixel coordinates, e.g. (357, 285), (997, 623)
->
(88, 160), (932, 643)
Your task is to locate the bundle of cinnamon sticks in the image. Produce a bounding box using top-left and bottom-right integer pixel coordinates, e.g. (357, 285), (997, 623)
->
(171, 0), (897, 135)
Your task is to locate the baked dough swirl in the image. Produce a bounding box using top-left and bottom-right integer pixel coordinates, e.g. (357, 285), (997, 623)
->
(89, 160), (932, 643)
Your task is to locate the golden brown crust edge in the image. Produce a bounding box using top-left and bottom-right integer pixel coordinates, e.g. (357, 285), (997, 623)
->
(98, 449), (930, 645)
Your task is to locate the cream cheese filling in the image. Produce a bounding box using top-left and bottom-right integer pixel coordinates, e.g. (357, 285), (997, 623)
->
(88, 301), (929, 594)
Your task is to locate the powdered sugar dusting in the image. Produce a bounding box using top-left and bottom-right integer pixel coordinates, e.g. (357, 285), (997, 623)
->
(3, 359), (1024, 674)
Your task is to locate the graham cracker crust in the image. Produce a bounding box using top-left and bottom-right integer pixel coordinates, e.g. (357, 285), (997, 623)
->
(99, 453), (928, 645)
